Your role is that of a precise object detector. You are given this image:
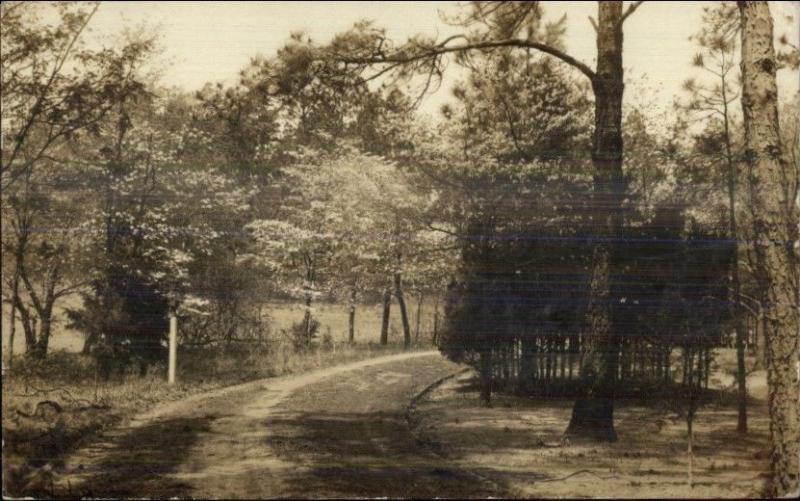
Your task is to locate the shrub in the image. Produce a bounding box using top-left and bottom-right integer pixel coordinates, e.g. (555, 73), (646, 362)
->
(288, 317), (320, 353)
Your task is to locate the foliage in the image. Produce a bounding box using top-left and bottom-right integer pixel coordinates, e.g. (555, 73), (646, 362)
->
(1, 2), (156, 360)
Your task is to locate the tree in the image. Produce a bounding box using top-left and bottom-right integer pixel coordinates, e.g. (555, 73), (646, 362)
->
(323, 0), (645, 441)
(438, 49), (591, 164)
(679, 0), (750, 433)
(737, 1), (799, 496)
(436, 161), (594, 405)
(1, 161), (94, 358)
(65, 85), (256, 373)
(425, 42), (593, 403)
(243, 151), (365, 349)
(324, 151), (424, 346)
(1, 2), (154, 359)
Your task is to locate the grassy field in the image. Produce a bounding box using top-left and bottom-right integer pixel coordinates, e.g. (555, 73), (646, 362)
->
(2, 298), (440, 357)
(1, 297), (86, 354)
(266, 299), (438, 346)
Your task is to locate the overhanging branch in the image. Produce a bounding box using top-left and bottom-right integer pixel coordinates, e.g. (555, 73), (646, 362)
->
(331, 37), (596, 81)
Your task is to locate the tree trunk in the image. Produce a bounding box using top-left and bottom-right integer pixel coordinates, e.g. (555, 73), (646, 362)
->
(566, 1), (626, 442)
(687, 404), (695, 489)
(654, 345), (663, 380)
(394, 272), (412, 349)
(538, 337), (545, 382)
(551, 337), (559, 381)
(302, 288), (313, 342)
(414, 292), (423, 344)
(722, 49), (749, 433)
(12, 267), (36, 354)
(432, 296), (440, 346)
(479, 348), (493, 407)
(757, 307), (767, 367)
(620, 337), (631, 382)
(380, 287), (391, 345)
(501, 346), (509, 386)
(10, 194), (36, 355)
(664, 346), (672, 382)
(568, 334), (576, 380)
(6, 266), (21, 368)
(83, 331), (98, 354)
(682, 347), (690, 385)
(35, 315), (52, 359)
(6, 300), (16, 370)
(513, 339), (520, 383)
(30, 317), (38, 354)
(13, 294), (36, 354)
(738, 2), (800, 495)
(348, 287), (356, 344)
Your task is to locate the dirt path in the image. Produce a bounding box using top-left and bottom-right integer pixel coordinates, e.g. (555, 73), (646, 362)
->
(52, 351), (506, 499)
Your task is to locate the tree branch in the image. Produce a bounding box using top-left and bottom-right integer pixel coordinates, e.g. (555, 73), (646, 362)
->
(2, 2), (100, 189)
(620, 1), (645, 25)
(332, 37), (596, 81)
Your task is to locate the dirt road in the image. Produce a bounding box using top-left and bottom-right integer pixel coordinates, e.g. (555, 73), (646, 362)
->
(52, 351), (505, 499)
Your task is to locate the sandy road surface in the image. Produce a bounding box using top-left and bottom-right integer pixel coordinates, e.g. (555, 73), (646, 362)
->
(52, 351), (505, 499)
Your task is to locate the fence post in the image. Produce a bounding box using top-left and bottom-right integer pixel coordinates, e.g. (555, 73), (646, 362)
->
(168, 313), (177, 385)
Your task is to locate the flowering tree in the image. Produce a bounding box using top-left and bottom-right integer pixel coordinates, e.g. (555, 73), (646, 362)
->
(67, 90), (253, 371)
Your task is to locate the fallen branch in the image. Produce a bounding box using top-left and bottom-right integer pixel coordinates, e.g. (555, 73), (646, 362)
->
(15, 384), (96, 408)
(16, 400), (63, 419)
(538, 469), (620, 482)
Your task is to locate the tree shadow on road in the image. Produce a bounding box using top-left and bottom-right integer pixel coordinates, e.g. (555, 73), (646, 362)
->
(264, 409), (515, 498)
(51, 415), (214, 499)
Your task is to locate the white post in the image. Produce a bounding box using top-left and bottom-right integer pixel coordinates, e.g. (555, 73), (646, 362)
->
(168, 313), (177, 384)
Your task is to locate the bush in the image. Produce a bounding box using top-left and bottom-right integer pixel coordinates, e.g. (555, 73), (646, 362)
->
(288, 317), (320, 353)
(320, 327), (334, 351)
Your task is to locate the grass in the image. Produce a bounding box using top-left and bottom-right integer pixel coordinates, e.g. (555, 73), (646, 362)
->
(268, 299), (437, 345)
(410, 348), (771, 499)
(1, 299), (438, 497)
(2, 299), (439, 355)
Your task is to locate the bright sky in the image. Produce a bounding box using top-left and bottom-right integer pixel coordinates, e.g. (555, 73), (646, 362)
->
(86, 1), (800, 118)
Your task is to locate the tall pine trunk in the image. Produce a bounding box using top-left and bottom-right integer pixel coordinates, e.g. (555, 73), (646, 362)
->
(738, 1), (800, 495)
(566, 1), (626, 442)
(721, 67), (749, 433)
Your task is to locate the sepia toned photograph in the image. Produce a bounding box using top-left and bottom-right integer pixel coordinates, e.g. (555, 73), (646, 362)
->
(1, 1), (799, 499)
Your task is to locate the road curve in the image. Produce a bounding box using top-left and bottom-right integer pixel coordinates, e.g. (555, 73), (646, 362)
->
(53, 351), (505, 499)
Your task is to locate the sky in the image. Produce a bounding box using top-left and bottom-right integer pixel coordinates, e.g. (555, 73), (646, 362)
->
(83, 1), (800, 119)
